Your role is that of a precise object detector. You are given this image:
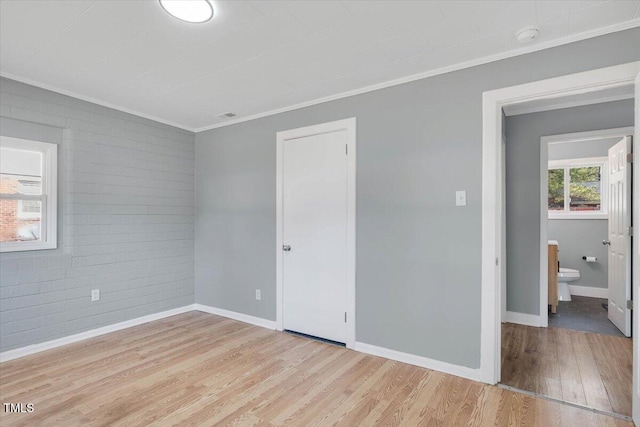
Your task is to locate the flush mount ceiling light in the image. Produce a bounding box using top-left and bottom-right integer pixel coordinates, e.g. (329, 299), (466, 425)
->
(515, 25), (539, 43)
(159, 0), (213, 23)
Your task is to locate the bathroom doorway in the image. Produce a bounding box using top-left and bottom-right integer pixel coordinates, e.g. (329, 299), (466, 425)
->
(500, 97), (634, 419)
(544, 127), (634, 338)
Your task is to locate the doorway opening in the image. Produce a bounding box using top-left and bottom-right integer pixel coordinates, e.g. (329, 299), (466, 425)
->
(501, 121), (634, 418)
(544, 127), (634, 337)
(480, 62), (640, 423)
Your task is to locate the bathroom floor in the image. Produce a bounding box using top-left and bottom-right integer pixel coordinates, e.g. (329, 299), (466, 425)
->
(549, 295), (625, 338)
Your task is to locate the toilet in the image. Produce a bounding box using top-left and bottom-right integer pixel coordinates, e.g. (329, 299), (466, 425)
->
(557, 267), (580, 301)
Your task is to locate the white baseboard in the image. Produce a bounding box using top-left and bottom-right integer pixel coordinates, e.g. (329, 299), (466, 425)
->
(504, 311), (544, 327)
(354, 341), (481, 383)
(196, 306), (482, 382)
(0, 304), (196, 363)
(194, 304), (277, 330)
(569, 285), (608, 299)
(2, 303), (484, 387)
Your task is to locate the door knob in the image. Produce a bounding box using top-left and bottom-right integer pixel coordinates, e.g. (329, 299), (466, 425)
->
(283, 245), (291, 252)
(602, 240), (611, 246)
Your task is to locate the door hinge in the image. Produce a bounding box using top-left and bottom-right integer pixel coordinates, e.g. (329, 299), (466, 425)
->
(627, 300), (633, 310)
(344, 312), (347, 322)
(346, 144), (348, 155)
(495, 257), (499, 266)
(629, 226), (634, 237)
(627, 153), (633, 163)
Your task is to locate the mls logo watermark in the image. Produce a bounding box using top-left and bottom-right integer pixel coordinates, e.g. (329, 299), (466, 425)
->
(3, 403), (34, 413)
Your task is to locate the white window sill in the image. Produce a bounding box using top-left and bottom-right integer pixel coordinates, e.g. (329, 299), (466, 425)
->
(0, 241), (57, 252)
(548, 213), (607, 220)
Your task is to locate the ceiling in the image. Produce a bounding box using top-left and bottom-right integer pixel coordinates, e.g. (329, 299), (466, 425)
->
(1, 1), (639, 131)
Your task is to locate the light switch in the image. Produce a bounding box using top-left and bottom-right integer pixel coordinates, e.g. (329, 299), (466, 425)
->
(456, 191), (467, 206)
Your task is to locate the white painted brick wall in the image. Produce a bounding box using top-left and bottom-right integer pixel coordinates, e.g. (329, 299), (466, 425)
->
(0, 78), (195, 352)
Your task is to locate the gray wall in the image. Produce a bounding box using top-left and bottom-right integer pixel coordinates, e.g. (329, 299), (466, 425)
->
(506, 100), (634, 315)
(548, 136), (621, 160)
(195, 28), (640, 369)
(548, 136), (621, 290)
(0, 78), (196, 353)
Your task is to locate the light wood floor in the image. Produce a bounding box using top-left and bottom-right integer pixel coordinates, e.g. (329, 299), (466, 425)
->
(501, 323), (632, 417)
(0, 312), (631, 427)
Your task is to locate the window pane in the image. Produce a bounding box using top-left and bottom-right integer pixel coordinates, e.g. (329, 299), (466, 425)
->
(569, 166), (601, 211)
(0, 199), (42, 242)
(548, 169), (564, 210)
(0, 147), (42, 196)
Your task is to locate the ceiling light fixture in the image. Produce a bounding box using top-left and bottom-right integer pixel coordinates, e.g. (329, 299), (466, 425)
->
(159, 0), (213, 23)
(515, 25), (539, 43)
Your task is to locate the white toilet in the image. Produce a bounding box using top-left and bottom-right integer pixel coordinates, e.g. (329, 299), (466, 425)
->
(557, 267), (580, 301)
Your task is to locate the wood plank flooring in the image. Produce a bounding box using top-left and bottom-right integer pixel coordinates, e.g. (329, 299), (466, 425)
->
(0, 312), (631, 426)
(501, 322), (632, 417)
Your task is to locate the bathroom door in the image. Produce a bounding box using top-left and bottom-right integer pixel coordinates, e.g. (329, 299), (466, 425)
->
(607, 135), (632, 337)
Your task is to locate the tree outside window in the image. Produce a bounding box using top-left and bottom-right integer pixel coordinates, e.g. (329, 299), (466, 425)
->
(548, 158), (607, 219)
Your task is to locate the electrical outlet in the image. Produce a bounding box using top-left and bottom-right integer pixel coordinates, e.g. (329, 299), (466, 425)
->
(91, 289), (100, 302)
(255, 290), (261, 301)
(455, 190), (467, 206)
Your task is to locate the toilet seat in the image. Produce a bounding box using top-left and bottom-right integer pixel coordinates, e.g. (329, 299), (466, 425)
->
(558, 268), (580, 279)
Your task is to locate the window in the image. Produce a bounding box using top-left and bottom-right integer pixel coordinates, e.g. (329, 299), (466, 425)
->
(0, 136), (57, 252)
(18, 200), (42, 220)
(548, 157), (607, 219)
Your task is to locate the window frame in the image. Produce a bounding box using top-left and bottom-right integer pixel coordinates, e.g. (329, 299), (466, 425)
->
(0, 136), (58, 252)
(548, 156), (608, 220)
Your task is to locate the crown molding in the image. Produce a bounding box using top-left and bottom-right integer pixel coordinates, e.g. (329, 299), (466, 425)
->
(2, 18), (638, 134)
(0, 72), (195, 132)
(195, 19), (640, 132)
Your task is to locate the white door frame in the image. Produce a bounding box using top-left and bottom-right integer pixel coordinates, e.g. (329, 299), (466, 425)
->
(633, 72), (640, 426)
(538, 127), (634, 328)
(276, 118), (357, 349)
(480, 61), (640, 385)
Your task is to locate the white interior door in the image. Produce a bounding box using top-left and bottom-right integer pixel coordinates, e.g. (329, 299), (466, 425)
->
(282, 130), (348, 343)
(607, 135), (632, 337)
